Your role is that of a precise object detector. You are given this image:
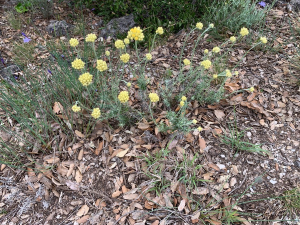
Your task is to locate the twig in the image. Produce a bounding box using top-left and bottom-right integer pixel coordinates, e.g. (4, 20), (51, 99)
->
(228, 173), (248, 195)
(113, 210), (138, 225)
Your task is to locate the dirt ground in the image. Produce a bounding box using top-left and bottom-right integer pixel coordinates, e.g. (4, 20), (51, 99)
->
(0, 0), (300, 224)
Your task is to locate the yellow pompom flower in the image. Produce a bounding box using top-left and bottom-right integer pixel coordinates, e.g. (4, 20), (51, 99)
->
(127, 26), (144, 41)
(200, 60), (212, 69)
(72, 58), (85, 70)
(72, 105), (81, 112)
(249, 87), (255, 92)
(105, 51), (110, 56)
(213, 74), (218, 79)
(204, 49), (209, 54)
(127, 82), (131, 87)
(78, 72), (93, 86)
(96, 60), (108, 72)
(197, 126), (203, 132)
(209, 23), (214, 28)
(181, 96), (187, 101)
(226, 69), (232, 78)
(240, 27), (249, 36)
(235, 71), (239, 76)
(85, 33), (97, 42)
(115, 40), (125, 49)
(149, 93), (159, 103)
(192, 119), (197, 124)
(183, 59), (191, 66)
(69, 38), (79, 47)
(196, 22), (203, 30)
(146, 53), (152, 60)
(91, 108), (101, 119)
(118, 91), (129, 103)
(124, 38), (130, 45)
(180, 101), (185, 107)
(156, 27), (164, 35)
(260, 37), (267, 44)
(212, 47), (220, 53)
(120, 53), (130, 63)
(230, 36), (236, 43)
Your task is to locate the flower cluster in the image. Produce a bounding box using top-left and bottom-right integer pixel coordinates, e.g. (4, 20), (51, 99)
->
(180, 96), (187, 107)
(156, 27), (164, 35)
(225, 69), (232, 78)
(249, 87), (255, 92)
(115, 40), (125, 49)
(230, 36), (236, 43)
(124, 38), (130, 45)
(196, 22), (203, 30)
(240, 27), (249, 36)
(69, 38), (79, 47)
(127, 82), (131, 87)
(91, 108), (101, 119)
(120, 53), (130, 63)
(149, 93), (159, 103)
(72, 58), (85, 70)
(201, 60), (211, 69)
(127, 27), (144, 41)
(192, 119), (197, 124)
(85, 33), (97, 42)
(212, 47), (220, 53)
(97, 60), (108, 72)
(105, 51), (110, 56)
(209, 23), (214, 28)
(146, 53), (152, 60)
(204, 49), (209, 54)
(213, 74), (218, 79)
(72, 104), (81, 112)
(118, 91), (129, 103)
(183, 59), (191, 66)
(260, 37), (267, 44)
(78, 72), (93, 86)
(197, 127), (203, 132)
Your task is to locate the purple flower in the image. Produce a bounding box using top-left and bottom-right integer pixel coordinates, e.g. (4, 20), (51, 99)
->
(47, 69), (52, 74)
(21, 32), (28, 37)
(23, 37), (31, 43)
(61, 54), (64, 58)
(0, 58), (5, 65)
(91, 8), (95, 11)
(258, 1), (266, 7)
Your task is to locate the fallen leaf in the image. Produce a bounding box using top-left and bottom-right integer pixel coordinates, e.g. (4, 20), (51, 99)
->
(75, 130), (85, 138)
(53, 102), (64, 114)
(178, 199), (185, 211)
(138, 122), (149, 130)
(76, 205), (89, 217)
(75, 170), (83, 183)
(65, 180), (80, 191)
(76, 215), (90, 224)
(214, 110), (225, 120)
(112, 190), (122, 198)
(123, 193), (139, 200)
(198, 136), (206, 150)
(116, 148), (129, 157)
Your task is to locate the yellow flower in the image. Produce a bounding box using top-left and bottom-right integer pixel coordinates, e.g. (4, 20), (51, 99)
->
(192, 119), (197, 124)
(156, 27), (164, 35)
(85, 33), (97, 42)
(196, 22), (203, 30)
(197, 126), (203, 132)
(78, 72), (93, 86)
(249, 87), (255, 92)
(209, 23), (214, 28)
(69, 38), (79, 47)
(200, 60), (211, 69)
(72, 58), (85, 70)
(96, 60), (108, 72)
(91, 108), (101, 119)
(212, 47), (220, 53)
(226, 69), (232, 77)
(127, 27), (144, 41)
(120, 53), (130, 63)
(204, 49), (209, 54)
(127, 82), (131, 87)
(124, 38), (130, 45)
(105, 51), (110, 56)
(115, 40), (125, 49)
(230, 36), (236, 43)
(240, 27), (249, 36)
(180, 101), (185, 107)
(181, 96), (187, 101)
(260, 37), (267, 44)
(149, 93), (159, 103)
(118, 91), (129, 103)
(72, 105), (81, 112)
(183, 59), (191, 66)
(213, 74), (218, 79)
(146, 53), (152, 60)
(235, 71), (239, 76)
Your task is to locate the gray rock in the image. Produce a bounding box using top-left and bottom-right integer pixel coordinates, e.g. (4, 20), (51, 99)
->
(0, 65), (21, 85)
(47, 20), (73, 37)
(100, 14), (135, 39)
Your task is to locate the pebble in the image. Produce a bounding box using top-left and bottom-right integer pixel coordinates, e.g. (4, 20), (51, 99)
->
(270, 178), (277, 184)
(294, 160), (300, 168)
(217, 164), (226, 170)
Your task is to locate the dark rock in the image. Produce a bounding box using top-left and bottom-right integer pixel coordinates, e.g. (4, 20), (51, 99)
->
(294, 160), (300, 168)
(100, 14), (135, 39)
(47, 20), (73, 37)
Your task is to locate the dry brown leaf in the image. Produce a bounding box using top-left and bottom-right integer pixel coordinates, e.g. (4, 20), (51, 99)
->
(138, 122), (149, 130)
(116, 148), (129, 157)
(76, 205), (89, 217)
(53, 102), (63, 114)
(65, 180), (80, 191)
(75, 170), (83, 183)
(123, 193), (139, 200)
(76, 215), (90, 224)
(112, 190), (122, 198)
(208, 163), (220, 171)
(192, 187), (209, 195)
(75, 130), (85, 138)
(198, 136), (206, 150)
(178, 199), (185, 211)
(44, 156), (60, 164)
(78, 149), (84, 160)
(214, 110), (225, 120)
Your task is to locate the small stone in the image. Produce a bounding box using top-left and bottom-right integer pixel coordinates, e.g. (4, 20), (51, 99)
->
(294, 160), (300, 168)
(47, 20), (73, 37)
(270, 179), (277, 184)
(217, 164), (226, 170)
